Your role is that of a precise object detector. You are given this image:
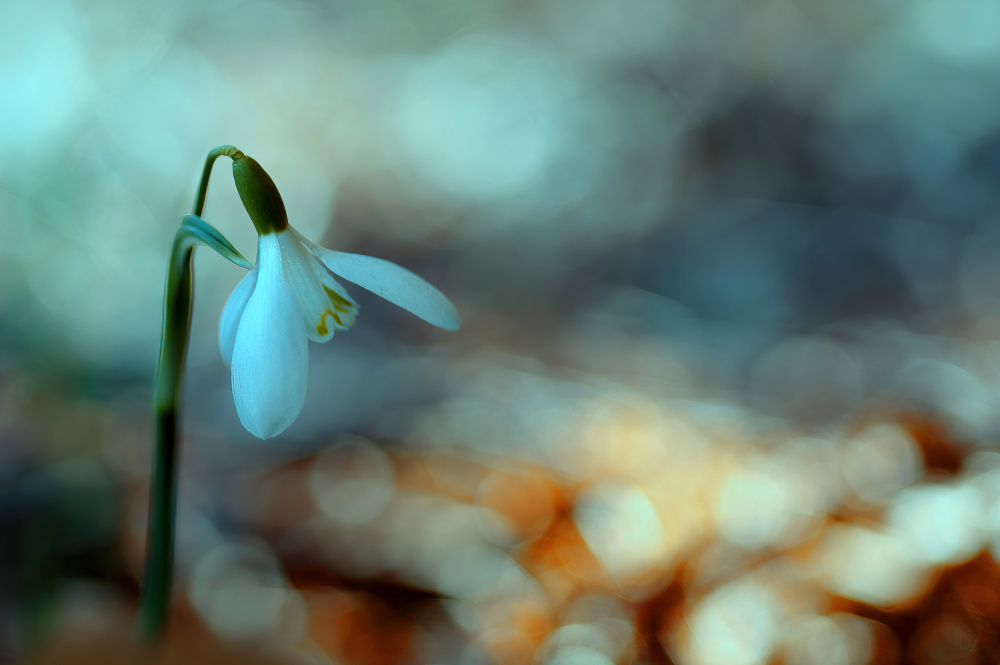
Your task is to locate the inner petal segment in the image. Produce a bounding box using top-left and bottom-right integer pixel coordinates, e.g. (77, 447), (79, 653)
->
(277, 231), (359, 342)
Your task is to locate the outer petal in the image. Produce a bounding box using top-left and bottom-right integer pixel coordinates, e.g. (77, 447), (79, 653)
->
(276, 230), (359, 342)
(231, 234), (308, 439)
(290, 227), (461, 331)
(219, 267), (257, 368)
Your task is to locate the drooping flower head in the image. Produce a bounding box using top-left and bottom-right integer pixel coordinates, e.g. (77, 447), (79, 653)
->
(218, 148), (460, 438)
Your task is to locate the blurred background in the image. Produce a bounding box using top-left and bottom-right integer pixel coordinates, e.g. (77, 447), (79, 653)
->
(5, 0), (1000, 663)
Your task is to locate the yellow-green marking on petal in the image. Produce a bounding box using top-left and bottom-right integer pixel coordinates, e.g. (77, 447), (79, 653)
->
(315, 309), (342, 337)
(315, 286), (357, 336)
(323, 285), (355, 314)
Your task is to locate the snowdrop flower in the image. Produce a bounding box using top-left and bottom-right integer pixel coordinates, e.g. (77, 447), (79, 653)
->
(218, 150), (460, 438)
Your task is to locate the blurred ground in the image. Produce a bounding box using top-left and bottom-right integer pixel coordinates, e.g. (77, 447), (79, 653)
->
(5, 0), (1000, 663)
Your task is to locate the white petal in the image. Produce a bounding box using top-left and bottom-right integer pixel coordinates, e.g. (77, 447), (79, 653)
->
(219, 267), (257, 368)
(290, 227), (461, 331)
(230, 234), (308, 439)
(276, 230), (358, 343)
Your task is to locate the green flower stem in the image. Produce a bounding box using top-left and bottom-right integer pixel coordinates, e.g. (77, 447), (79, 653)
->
(138, 147), (249, 644)
(137, 228), (193, 644)
(192, 145), (237, 219)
